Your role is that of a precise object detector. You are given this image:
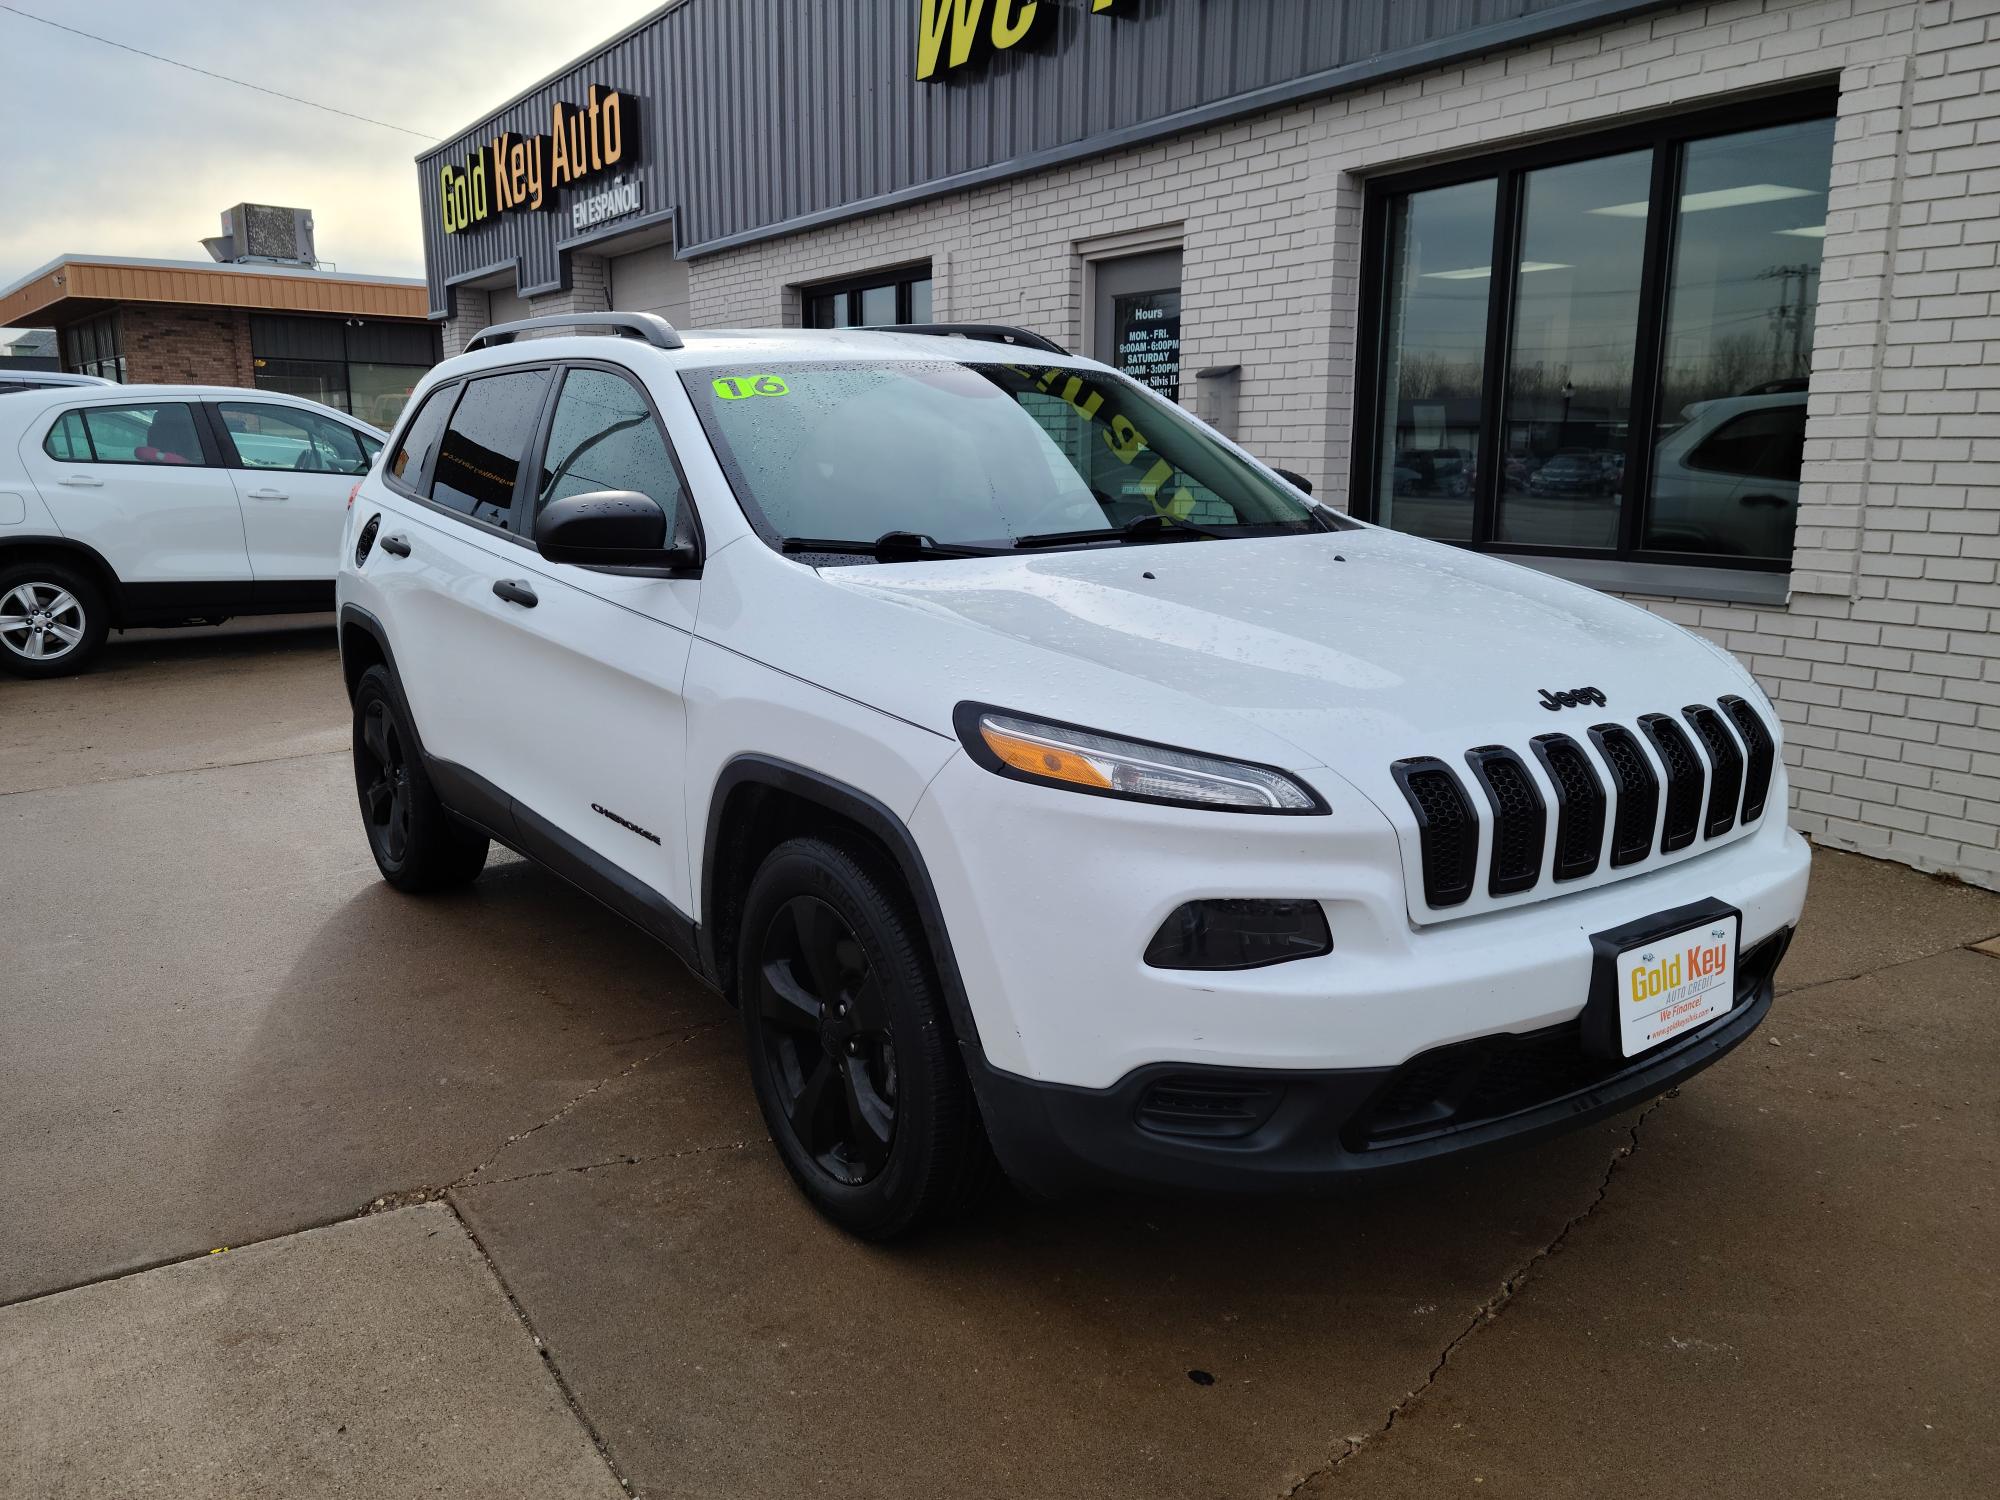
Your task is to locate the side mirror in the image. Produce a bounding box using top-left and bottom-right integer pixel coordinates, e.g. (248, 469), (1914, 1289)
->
(1273, 467), (1314, 496)
(534, 490), (700, 575)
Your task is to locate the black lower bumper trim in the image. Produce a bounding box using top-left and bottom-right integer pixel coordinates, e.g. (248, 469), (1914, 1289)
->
(969, 927), (1792, 1198)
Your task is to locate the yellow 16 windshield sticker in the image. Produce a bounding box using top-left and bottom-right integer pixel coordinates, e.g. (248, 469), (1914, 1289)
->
(711, 374), (789, 400)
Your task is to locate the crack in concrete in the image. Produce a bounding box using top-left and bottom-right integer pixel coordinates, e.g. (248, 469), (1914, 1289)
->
(462, 1137), (768, 1190)
(1774, 941), (1977, 1002)
(457, 1019), (728, 1188)
(1281, 1093), (1674, 1497)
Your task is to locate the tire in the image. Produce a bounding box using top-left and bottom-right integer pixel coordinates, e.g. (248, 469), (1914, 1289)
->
(738, 836), (991, 1239)
(351, 664), (489, 892)
(0, 560), (109, 678)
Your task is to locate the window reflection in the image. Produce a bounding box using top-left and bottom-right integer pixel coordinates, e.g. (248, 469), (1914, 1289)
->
(1376, 178), (1495, 541)
(1495, 150), (1652, 549)
(1645, 118), (1832, 558)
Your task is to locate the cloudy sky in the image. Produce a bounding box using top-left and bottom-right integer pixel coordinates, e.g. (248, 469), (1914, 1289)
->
(0, 0), (660, 287)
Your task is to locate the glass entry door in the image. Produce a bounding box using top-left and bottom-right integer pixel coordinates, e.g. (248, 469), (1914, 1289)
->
(1093, 248), (1183, 403)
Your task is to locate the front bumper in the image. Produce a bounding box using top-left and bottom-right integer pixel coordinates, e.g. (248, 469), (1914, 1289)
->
(974, 926), (1791, 1196)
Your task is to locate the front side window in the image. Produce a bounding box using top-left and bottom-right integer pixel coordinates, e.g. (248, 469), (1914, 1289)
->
(1364, 103), (1834, 569)
(535, 369), (686, 535)
(683, 361), (1319, 552)
(44, 403), (206, 465)
(430, 369), (550, 528)
(217, 402), (370, 475)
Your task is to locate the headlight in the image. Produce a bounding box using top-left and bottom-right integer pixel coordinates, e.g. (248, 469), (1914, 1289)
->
(954, 705), (1325, 814)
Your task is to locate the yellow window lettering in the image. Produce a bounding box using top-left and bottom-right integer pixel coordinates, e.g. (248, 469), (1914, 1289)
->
(1103, 414), (1145, 464)
(1054, 376), (1103, 421)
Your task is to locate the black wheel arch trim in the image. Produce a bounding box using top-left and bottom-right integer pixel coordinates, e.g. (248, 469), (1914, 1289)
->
(700, 755), (992, 1075)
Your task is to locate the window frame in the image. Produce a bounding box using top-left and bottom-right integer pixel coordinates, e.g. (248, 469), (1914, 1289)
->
(519, 359), (706, 561)
(41, 398), (221, 467)
(801, 262), (934, 328)
(1350, 88), (1837, 575)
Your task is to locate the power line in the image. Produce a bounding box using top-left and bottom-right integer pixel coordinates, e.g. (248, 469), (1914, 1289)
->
(0, 4), (440, 140)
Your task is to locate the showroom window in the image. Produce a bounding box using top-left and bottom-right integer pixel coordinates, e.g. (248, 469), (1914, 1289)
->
(249, 315), (440, 426)
(60, 313), (125, 382)
(1356, 95), (1835, 571)
(802, 264), (933, 328)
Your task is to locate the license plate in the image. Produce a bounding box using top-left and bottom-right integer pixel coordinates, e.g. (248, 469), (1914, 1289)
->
(1612, 915), (1738, 1058)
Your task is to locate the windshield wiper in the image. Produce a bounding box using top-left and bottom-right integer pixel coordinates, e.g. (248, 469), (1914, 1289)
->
(1013, 512), (1227, 550)
(780, 530), (1012, 562)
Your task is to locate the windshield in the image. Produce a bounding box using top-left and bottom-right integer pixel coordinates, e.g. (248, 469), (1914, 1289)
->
(681, 360), (1319, 553)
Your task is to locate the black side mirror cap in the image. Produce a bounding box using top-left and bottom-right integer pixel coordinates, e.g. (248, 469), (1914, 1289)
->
(533, 490), (700, 575)
(1273, 467), (1314, 495)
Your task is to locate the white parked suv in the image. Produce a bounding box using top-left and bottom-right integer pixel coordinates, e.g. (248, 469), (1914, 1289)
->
(336, 314), (1810, 1238)
(0, 384), (385, 675)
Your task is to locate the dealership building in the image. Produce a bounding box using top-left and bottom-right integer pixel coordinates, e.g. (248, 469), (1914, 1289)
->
(417, 0), (2000, 890)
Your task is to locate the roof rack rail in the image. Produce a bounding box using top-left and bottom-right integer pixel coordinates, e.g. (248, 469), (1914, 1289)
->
(466, 311), (684, 352)
(874, 323), (1068, 356)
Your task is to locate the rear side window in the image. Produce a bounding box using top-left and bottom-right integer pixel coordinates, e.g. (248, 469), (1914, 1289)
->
(45, 410), (89, 460)
(217, 402), (371, 475)
(430, 369), (551, 529)
(1687, 405), (1807, 482)
(44, 403), (207, 465)
(535, 368), (686, 534)
(389, 384), (455, 488)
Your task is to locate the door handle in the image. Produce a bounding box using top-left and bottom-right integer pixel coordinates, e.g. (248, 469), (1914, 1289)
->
(493, 579), (538, 608)
(378, 534), (411, 557)
(246, 488), (288, 501)
(57, 475), (102, 488)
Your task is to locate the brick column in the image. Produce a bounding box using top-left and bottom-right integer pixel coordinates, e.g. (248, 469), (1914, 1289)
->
(441, 287), (490, 359)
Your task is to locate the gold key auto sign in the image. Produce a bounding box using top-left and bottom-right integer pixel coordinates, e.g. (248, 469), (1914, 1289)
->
(439, 86), (636, 234)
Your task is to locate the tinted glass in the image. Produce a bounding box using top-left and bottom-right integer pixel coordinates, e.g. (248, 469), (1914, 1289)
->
(57, 403), (205, 465)
(1495, 150), (1653, 549)
(1689, 405), (1808, 481)
(1375, 178), (1496, 542)
(430, 369), (550, 526)
(537, 369), (685, 529)
(858, 285), (897, 325)
(1643, 117), (1832, 558)
(391, 384), (456, 487)
(218, 402), (369, 475)
(253, 356), (349, 413)
(349, 363), (428, 427)
(683, 361), (1317, 550)
(909, 278), (933, 323)
(0, 381), (29, 395)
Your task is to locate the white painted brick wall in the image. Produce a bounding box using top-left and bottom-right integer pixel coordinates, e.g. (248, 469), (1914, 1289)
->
(670, 0), (2000, 888)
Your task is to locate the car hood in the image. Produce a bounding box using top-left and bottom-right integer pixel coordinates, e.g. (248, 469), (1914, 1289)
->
(792, 526), (1754, 766)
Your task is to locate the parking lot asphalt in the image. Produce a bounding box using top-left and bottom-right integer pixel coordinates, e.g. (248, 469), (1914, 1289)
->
(2, 621), (1996, 1499)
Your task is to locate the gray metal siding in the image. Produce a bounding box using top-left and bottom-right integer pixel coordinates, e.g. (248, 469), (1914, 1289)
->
(418, 0), (1673, 315)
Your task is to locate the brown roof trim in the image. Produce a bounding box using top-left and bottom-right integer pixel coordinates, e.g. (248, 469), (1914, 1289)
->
(0, 259), (430, 328)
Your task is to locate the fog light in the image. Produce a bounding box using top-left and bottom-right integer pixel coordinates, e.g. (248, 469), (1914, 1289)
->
(1143, 899), (1332, 971)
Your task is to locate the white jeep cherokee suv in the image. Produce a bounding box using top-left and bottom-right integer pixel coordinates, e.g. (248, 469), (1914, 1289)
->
(336, 313), (1809, 1239)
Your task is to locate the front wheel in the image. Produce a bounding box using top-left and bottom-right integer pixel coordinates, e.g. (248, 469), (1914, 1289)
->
(0, 562), (108, 678)
(738, 837), (990, 1239)
(351, 665), (489, 891)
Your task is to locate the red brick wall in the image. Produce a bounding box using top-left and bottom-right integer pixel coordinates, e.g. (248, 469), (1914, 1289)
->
(117, 305), (254, 387)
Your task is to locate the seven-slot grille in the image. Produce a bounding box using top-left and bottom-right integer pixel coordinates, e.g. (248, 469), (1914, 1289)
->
(1394, 698), (1776, 910)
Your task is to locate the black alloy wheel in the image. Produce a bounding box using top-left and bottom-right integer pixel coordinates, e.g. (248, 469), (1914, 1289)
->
(755, 893), (898, 1184)
(349, 664), (488, 891)
(737, 837), (991, 1238)
(358, 697), (414, 867)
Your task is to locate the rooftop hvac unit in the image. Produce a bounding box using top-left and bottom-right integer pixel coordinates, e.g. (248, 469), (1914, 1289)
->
(201, 205), (317, 267)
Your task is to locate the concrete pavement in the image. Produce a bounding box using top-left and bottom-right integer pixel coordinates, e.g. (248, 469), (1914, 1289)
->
(1, 621), (1995, 1498)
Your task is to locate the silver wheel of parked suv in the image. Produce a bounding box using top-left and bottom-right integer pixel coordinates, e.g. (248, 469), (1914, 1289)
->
(0, 563), (108, 678)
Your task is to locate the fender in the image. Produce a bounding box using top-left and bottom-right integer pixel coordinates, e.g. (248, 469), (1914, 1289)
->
(700, 755), (991, 1072)
(0, 534), (125, 622)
